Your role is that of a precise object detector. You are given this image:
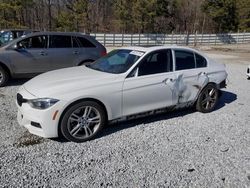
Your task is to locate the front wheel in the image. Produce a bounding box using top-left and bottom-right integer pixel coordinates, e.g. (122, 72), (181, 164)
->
(196, 84), (219, 113)
(60, 101), (106, 142)
(0, 66), (9, 87)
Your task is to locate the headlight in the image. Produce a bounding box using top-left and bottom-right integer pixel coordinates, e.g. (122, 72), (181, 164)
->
(28, 98), (59, 110)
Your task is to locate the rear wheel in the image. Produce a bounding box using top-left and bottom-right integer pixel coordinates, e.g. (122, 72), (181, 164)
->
(196, 84), (219, 113)
(0, 66), (9, 87)
(60, 101), (106, 142)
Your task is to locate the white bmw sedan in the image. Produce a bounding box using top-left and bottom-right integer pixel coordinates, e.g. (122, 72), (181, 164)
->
(17, 46), (227, 142)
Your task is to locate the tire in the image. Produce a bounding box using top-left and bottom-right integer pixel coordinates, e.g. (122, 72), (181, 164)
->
(196, 83), (219, 113)
(78, 60), (94, 66)
(60, 101), (106, 143)
(0, 65), (9, 87)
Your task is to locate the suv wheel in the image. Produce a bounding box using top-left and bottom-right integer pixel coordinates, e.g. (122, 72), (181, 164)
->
(0, 66), (9, 87)
(60, 101), (106, 142)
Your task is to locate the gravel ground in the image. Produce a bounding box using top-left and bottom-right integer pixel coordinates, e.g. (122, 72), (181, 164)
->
(0, 48), (250, 188)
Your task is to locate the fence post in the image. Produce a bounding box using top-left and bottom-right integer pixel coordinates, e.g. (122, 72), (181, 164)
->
(104, 33), (106, 46)
(214, 34), (217, 45)
(171, 31), (174, 45)
(200, 32), (203, 45)
(155, 34), (157, 45)
(139, 33), (141, 46)
(243, 30), (246, 44)
(131, 34), (133, 46)
(236, 29), (239, 45)
(185, 31), (189, 46)
(113, 33), (115, 46)
(122, 33), (124, 46)
(194, 31), (198, 46)
(147, 34), (149, 46)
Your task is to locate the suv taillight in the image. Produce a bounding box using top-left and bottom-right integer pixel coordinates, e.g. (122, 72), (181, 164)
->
(101, 50), (107, 57)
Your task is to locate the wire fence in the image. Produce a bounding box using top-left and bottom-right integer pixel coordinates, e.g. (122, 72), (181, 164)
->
(90, 32), (250, 46)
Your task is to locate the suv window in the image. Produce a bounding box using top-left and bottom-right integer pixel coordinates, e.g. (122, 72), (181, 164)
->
(72, 37), (79, 48)
(18, 35), (47, 49)
(49, 35), (72, 48)
(195, 53), (207, 68)
(175, 50), (195, 70)
(138, 50), (173, 76)
(77, 37), (96, 48)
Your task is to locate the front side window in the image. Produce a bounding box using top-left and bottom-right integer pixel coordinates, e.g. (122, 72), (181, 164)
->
(138, 50), (173, 76)
(18, 35), (47, 49)
(175, 50), (195, 71)
(49, 35), (72, 48)
(87, 50), (143, 74)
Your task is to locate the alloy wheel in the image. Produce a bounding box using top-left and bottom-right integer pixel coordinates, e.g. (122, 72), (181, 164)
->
(200, 87), (218, 110)
(67, 106), (101, 139)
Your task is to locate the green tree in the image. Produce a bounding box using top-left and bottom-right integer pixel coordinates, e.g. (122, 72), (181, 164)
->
(202, 0), (239, 32)
(237, 0), (250, 31)
(113, 0), (135, 33)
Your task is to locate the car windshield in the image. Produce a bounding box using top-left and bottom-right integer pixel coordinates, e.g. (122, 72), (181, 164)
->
(86, 49), (144, 74)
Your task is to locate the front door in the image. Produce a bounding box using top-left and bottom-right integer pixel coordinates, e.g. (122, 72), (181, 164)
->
(9, 35), (50, 74)
(122, 49), (177, 116)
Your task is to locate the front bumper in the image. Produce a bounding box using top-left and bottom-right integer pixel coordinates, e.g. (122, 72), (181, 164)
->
(16, 87), (66, 138)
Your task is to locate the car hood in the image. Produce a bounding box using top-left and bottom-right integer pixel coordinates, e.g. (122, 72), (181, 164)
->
(23, 66), (121, 98)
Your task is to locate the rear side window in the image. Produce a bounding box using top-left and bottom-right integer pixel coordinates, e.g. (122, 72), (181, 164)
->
(175, 50), (195, 71)
(49, 35), (72, 48)
(77, 37), (96, 48)
(195, 53), (207, 68)
(72, 37), (79, 48)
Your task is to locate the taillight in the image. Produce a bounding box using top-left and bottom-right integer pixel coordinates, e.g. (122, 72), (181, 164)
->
(101, 50), (107, 57)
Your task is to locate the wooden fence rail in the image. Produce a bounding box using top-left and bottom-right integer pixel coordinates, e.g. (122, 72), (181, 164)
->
(89, 32), (250, 46)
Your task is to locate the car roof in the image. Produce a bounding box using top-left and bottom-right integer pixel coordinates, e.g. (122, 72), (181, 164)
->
(120, 46), (200, 53)
(23, 31), (88, 37)
(1, 29), (35, 32)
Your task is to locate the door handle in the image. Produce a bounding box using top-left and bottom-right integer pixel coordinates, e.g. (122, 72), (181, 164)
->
(73, 51), (79, 55)
(199, 72), (207, 75)
(39, 51), (47, 56)
(162, 78), (174, 83)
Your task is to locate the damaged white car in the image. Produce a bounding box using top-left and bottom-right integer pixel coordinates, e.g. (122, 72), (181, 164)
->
(17, 46), (227, 142)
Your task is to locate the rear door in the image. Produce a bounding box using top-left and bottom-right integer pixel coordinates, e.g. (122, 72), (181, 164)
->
(172, 49), (209, 104)
(76, 36), (100, 63)
(47, 35), (76, 70)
